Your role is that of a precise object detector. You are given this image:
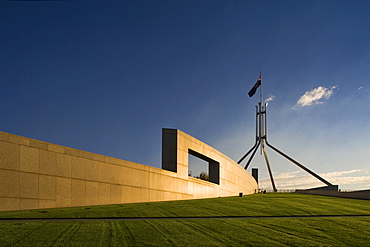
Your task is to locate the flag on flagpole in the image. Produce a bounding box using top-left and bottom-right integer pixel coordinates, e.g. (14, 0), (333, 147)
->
(248, 75), (262, 97)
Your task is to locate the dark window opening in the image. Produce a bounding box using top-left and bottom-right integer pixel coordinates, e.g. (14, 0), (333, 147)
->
(188, 149), (220, 184)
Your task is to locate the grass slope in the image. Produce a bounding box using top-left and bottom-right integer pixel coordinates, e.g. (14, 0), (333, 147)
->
(0, 193), (369, 246)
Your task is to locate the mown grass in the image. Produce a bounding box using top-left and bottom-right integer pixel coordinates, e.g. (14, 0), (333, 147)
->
(0, 193), (369, 246)
(1, 193), (369, 219)
(1, 217), (369, 246)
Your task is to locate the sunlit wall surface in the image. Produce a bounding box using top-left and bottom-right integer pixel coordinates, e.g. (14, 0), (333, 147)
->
(0, 129), (257, 211)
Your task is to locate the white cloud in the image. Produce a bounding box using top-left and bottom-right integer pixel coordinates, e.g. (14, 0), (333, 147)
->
(265, 94), (275, 103)
(293, 86), (337, 109)
(358, 86), (363, 90)
(324, 169), (361, 178)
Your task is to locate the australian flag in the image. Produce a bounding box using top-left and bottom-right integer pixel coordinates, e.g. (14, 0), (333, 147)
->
(248, 75), (261, 97)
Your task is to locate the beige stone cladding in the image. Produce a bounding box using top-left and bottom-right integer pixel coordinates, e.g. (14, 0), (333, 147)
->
(162, 129), (257, 198)
(0, 129), (257, 211)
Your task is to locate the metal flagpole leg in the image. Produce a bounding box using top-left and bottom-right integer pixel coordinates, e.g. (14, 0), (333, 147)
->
(264, 96), (333, 187)
(238, 141), (258, 165)
(244, 139), (260, 169)
(260, 102), (277, 192)
(259, 72), (262, 155)
(265, 140), (333, 186)
(262, 141), (277, 192)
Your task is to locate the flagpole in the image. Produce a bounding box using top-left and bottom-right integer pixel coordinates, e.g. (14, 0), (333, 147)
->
(259, 72), (262, 155)
(259, 72), (262, 106)
(239, 71), (336, 192)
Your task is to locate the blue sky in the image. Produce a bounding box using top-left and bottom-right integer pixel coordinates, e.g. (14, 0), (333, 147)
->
(1, 0), (369, 190)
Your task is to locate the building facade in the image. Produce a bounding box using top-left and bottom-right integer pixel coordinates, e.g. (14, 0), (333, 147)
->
(0, 129), (257, 211)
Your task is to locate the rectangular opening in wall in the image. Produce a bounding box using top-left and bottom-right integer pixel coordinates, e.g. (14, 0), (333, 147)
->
(188, 149), (220, 184)
(188, 153), (209, 181)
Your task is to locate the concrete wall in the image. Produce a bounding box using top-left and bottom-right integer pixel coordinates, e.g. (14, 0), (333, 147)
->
(162, 129), (257, 198)
(0, 129), (257, 211)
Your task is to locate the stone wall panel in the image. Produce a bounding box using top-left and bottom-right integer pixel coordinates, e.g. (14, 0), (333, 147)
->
(0, 130), (257, 211)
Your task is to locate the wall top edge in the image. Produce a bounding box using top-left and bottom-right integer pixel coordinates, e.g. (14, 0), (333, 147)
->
(0, 130), (163, 172)
(1, 129), (250, 176)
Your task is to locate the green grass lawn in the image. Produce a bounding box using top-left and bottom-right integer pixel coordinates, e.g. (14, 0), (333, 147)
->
(1, 193), (370, 219)
(0, 193), (369, 246)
